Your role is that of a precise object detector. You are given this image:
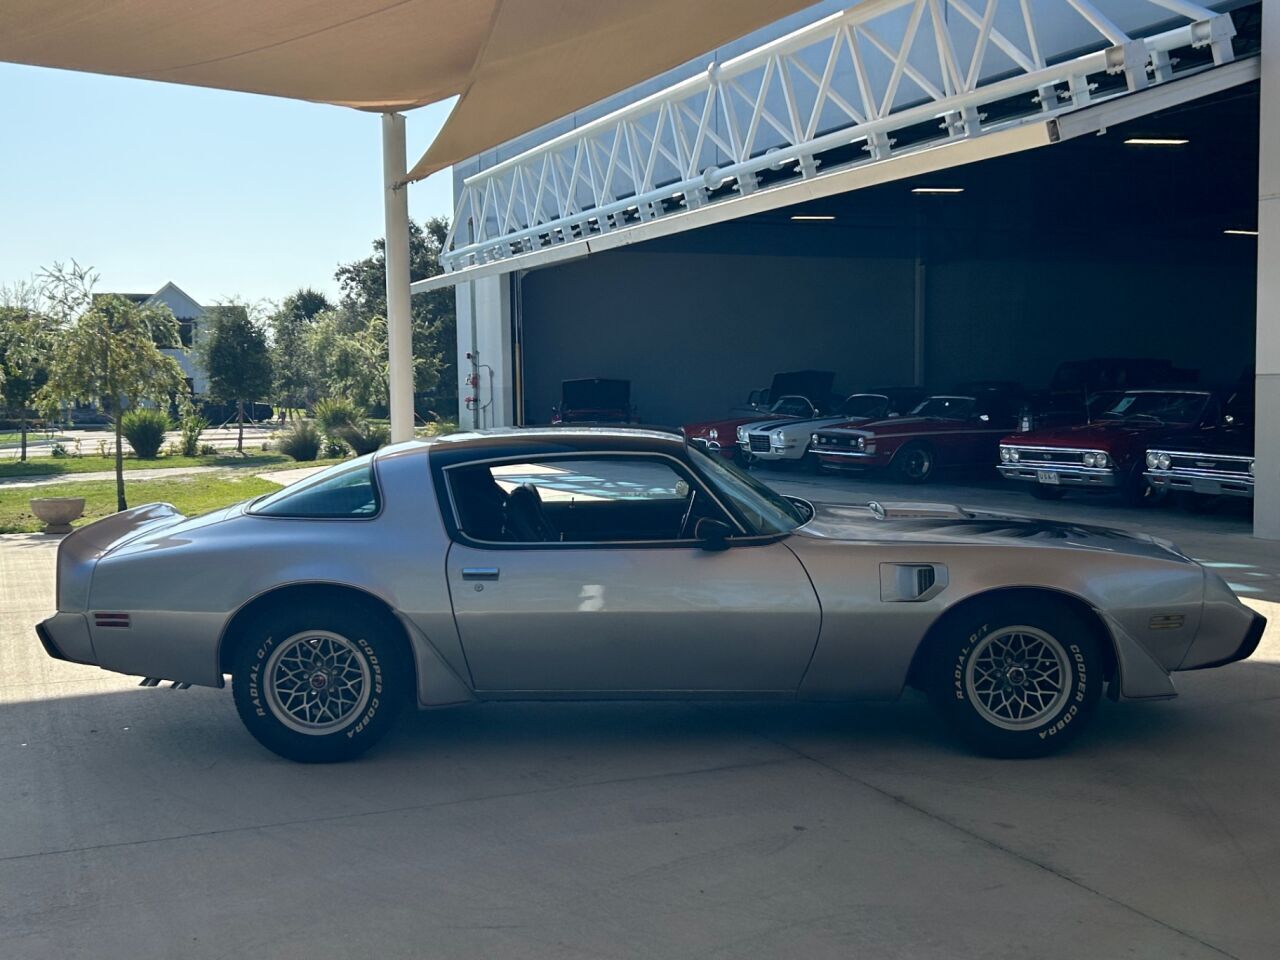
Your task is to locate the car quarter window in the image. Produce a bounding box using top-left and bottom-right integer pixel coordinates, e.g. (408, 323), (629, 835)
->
(447, 455), (723, 545)
(249, 457), (379, 518)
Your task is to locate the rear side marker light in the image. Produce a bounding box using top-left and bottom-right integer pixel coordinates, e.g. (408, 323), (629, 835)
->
(94, 612), (131, 629)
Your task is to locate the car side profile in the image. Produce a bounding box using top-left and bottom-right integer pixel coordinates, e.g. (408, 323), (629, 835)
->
(38, 428), (1264, 763)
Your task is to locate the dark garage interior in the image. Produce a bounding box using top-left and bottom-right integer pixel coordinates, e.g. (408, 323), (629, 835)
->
(516, 81), (1260, 427)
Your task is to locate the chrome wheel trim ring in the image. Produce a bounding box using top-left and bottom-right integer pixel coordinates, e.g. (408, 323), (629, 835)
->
(904, 447), (931, 478)
(964, 625), (1071, 732)
(264, 630), (373, 736)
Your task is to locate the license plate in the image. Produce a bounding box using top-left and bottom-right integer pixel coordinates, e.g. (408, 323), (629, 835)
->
(1037, 470), (1060, 485)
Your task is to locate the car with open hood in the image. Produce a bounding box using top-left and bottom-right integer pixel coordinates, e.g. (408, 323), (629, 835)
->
(550, 378), (634, 424)
(37, 427), (1263, 763)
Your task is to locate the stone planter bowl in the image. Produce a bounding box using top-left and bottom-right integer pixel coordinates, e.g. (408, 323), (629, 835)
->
(30, 497), (86, 534)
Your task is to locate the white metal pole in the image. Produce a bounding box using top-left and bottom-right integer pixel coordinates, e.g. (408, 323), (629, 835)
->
(382, 112), (415, 444)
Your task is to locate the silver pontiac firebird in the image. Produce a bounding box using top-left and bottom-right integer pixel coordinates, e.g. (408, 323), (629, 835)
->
(38, 428), (1265, 763)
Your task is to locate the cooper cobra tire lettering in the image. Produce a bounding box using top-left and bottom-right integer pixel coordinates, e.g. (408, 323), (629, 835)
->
(929, 602), (1102, 758)
(231, 604), (410, 763)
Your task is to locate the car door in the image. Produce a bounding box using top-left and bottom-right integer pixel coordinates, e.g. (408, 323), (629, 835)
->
(443, 453), (821, 695)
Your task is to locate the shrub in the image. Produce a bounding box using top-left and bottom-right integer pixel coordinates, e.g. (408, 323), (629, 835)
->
(312, 397), (361, 433)
(322, 434), (348, 459)
(121, 409), (170, 459)
(179, 412), (209, 457)
(338, 421), (391, 456)
(198, 443), (219, 456)
(51, 442), (69, 458)
(278, 422), (322, 462)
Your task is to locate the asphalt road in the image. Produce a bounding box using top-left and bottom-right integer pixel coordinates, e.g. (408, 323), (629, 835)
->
(2, 475), (1279, 959)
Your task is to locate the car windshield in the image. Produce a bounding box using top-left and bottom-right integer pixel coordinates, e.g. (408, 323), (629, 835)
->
(911, 396), (974, 419)
(689, 445), (808, 535)
(1098, 391), (1209, 424)
(770, 396), (814, 417)
(841, 394), (889, 418)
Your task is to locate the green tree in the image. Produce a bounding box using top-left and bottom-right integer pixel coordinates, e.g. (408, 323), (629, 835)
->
(41, 292), (186, 511)
(268, 288), (331, 415)
(335, 216), (456, 413)
(0, 290), (55, 461)
(198, 304), (273, 453)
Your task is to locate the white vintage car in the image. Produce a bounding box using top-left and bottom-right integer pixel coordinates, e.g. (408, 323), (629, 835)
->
(738, 390), (921, 469)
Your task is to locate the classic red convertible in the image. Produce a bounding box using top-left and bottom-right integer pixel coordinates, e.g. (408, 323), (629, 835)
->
(812, 387), (1022, 482)
(998, 388), (1224, 505)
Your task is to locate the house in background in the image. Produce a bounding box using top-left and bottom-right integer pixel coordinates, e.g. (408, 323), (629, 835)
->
(109, 282), (209, 395)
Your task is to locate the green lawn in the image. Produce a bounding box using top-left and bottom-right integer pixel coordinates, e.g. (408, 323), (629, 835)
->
(2, 475), (282, 534)
(0, 452), (347, 480)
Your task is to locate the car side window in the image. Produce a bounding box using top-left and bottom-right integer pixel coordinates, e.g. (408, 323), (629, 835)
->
(250, 458), (379, 518)
(448, 456), (721, 545)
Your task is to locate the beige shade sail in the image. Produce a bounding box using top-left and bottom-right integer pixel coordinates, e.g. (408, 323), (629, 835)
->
(0, 0), (820, 182)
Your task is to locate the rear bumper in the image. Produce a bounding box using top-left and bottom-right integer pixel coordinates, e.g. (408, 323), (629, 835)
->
(998, 464), (1121, 488)
(36, 613), (97, 666)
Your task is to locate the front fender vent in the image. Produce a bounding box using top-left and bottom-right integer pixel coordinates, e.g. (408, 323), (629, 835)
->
(880, 564), (948, 602)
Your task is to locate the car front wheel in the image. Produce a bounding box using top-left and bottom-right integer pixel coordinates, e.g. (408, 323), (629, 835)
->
(927, 598), (1103, 757)
(890, 442), (935, 483)
(231, 602), (411, 763)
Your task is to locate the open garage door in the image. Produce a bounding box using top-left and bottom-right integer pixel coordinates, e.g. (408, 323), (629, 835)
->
(414, 0), (1254, 296)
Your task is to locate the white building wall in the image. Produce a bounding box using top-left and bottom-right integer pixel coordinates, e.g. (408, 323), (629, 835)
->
(1256, 0), (1280, 539)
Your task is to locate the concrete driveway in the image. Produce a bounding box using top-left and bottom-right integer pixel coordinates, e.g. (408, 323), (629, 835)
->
(3, 476), (1279, 959)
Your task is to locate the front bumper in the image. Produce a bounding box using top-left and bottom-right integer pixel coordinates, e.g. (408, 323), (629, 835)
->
(815, 449), (885, 471)
(739, 441), (804, 461)
(998, 464), (1121, 489)
(1181, 609), (1267, 671)
(36, 612), (97, 666)
(1147, 471), (1254, 500)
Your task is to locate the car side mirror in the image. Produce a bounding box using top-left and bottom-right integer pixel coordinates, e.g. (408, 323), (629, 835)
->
(694, 517), (733, 551)
(978, 413), (990, 422)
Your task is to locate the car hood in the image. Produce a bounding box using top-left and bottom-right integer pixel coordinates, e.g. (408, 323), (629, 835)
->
(1012, 420), (1188, 452)
(838, 416), (970, 436)
(1148, 428), (1253, 457)
(793, 499), (1189, 562)
(748, 414), (864, 434)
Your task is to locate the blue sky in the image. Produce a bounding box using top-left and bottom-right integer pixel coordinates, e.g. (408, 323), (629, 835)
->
(0, 63), (456, 308)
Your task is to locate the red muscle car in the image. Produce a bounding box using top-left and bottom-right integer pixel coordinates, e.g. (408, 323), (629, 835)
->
(812, 388), (1022, 482)
(998, 388), (1224, 505)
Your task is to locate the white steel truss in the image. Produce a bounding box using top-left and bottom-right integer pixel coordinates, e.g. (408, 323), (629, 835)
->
(434, 0), (1237, 278)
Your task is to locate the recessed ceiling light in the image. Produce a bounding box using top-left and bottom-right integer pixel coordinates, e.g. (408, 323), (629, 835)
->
(1124, 137), (1188, 146)
(911, 187), (964, 194)
(1223, 229), (1259, 236)
(791, 214), (836, 221)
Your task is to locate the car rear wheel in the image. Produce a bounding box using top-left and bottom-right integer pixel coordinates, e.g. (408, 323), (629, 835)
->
(926, 598), (1103, 757)
(890, 442), (935, 483)
(231, 601), (411, 763)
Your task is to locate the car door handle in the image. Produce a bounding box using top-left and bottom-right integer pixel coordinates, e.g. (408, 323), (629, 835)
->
(461, 567), (500, 581)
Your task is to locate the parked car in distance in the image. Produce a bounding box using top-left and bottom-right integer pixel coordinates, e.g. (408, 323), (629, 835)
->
(37, 427), (1265, 762)
(999, 387), (1224, 505)
(551, 378), (634, 424)
(728, 369), (836, 417)
(739, 387), (926, 469)
(684, 391), (834, 459)
(1020, 358), (1197, 431)
(1146, 386), (1255, 509)
(813, 386), (1022, 482)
